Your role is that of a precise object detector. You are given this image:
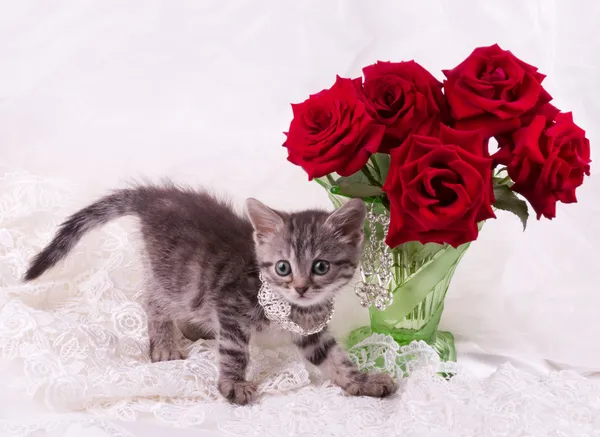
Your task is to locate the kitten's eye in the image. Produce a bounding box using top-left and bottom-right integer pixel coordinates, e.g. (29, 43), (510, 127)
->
(312, 260), (330, 275)
(275, 260), (292, 276)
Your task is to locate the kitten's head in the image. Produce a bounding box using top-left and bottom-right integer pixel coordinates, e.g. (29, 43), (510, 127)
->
(245, 198), (366, 307)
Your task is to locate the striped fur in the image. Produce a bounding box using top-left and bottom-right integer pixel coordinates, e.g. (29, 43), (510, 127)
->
(293, 330), (397, 397)
(24, 183), (396, 404)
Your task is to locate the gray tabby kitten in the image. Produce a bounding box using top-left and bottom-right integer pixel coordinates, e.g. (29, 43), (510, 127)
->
(24, 183), (397, 404)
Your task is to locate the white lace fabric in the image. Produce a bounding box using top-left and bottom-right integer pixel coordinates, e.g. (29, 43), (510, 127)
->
(1, 172), (599, 437)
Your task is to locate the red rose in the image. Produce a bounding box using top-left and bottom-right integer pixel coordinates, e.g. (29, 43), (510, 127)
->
(283, 76), (385, 180)
(361, 61), (449, 152)
(443, 44), (558, 138)
(494, 113), (591, 219)
(383, 126), (495, 248)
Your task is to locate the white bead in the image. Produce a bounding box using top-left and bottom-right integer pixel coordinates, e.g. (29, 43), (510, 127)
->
(353, 203), (394, 311)
(257, 273), (334, 336)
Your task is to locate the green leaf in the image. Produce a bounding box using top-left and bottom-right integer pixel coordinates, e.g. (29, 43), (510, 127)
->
(493, 185), (529, 230)
(337, 182), (383, 198)
(336, 172), (383, 198)
(335, 171), (368, 185)
(372, 153), (391, 185)
(367, 157), (381, 180)
(493, 175), (514, 188)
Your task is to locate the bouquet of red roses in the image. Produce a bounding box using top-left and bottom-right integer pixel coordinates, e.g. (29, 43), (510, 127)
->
(283, 44), (591, 249)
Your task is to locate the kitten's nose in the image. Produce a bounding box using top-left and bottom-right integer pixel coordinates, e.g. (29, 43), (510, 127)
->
(294, 286), (309, 296)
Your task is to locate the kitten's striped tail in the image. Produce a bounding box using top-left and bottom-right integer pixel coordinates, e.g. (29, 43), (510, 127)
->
(24, 189), (138, 281)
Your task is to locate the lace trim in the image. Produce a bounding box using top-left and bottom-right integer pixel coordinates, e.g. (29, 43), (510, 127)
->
(0, 415), (135, 437)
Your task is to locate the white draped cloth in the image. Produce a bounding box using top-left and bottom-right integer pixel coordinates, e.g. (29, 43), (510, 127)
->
(1, 173), (599, 437)
(2, 0), (600, 434)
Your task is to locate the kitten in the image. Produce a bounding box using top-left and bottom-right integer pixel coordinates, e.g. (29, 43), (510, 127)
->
(24, 183), (397, 404)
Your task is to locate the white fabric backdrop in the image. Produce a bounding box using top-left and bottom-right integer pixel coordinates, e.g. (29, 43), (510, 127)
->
(1, 0), (599, 435)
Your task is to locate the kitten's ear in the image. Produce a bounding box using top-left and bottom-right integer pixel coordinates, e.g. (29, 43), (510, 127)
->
(325, 198), (367, 245)
(245, 198), (284, 242)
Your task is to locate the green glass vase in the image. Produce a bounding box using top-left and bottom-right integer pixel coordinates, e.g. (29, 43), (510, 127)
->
(317, 177), (470, 363)
(345, 241), (469, 362)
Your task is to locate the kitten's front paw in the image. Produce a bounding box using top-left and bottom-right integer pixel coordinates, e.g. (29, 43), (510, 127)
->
(218, 379), (258, 405)
(345, 372), (398, 398)
(150, 342), (185, 362)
